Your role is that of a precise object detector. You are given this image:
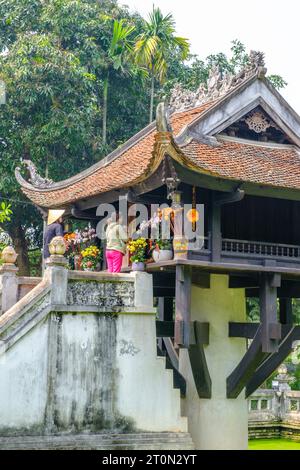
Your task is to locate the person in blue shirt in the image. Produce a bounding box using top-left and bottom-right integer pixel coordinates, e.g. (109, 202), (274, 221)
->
(43, 209), (65, 259)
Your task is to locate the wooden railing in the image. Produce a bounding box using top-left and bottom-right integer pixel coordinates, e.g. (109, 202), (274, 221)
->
(221, 238), (300, 259)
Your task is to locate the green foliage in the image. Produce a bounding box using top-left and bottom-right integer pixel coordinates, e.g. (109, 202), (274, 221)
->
(267, 75), (288, 90)
(156, 239), (172, 250)
(134, 7), (189, 83)
(134, 6), (189, 121)
(0, 202), (12, 224)
(28, 248), (42, 277)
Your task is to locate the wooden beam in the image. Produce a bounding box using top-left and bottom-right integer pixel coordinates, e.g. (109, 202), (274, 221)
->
(175, 265), (192, 348)
(188, 321), (211, 398)
(191, 270), (210, 288)
(71, 207), (98, 221)
(146, 258), (300, 279)
(229, 322), (259, 339)
(227, 325), (270, 398)
(229, 322), (300, 340)
(229, 276), (259, 289)
(214, 188), (245, 206)
(260, 273), (281, 353)
(156, 320), (209, 343)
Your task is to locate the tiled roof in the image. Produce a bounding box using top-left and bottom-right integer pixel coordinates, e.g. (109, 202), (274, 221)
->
(182, 137), (300, 190)
(18, 103), (213, 208)
(17, 94), (300, 208)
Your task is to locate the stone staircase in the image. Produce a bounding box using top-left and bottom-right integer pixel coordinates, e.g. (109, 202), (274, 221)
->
(0, 432), (195, 450)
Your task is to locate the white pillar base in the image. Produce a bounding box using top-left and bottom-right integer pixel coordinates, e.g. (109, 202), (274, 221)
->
(180, 274), (248, 450)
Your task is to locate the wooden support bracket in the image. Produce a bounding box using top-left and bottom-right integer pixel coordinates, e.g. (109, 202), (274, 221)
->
(226, 325), (270, 398)
(156, 320), (211, 398)
(227, 298), (298, 398)
(188, 321), (211, 399)
(245, 326), (299, 397)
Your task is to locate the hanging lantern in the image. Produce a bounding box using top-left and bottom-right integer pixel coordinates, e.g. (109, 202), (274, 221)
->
(187, 208), (200, 223)
(186, 186), (199, 231)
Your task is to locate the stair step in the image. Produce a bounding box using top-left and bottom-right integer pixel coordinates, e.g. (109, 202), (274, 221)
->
(0, 432), (195, 450)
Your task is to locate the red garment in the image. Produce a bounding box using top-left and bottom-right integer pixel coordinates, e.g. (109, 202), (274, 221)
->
(106, 249), (123, 273)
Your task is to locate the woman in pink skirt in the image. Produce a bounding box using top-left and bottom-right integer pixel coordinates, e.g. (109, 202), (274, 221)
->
(105, 213), (127, 273)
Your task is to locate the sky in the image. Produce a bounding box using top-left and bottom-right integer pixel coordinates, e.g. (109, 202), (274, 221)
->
(121, 0), (300, 114)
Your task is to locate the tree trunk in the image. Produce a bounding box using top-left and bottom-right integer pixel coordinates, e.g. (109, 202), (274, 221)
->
(9, 223), (30, 276)
(102, 71), (109, 146)
(149, 73), (155, 123)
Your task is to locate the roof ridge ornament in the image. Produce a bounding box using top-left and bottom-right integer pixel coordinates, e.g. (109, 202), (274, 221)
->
(169, 50), (267, 113)
(15, 160), (53, 189)
(156, 102), (172, 132)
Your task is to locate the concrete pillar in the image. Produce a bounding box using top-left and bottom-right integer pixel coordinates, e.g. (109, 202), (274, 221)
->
(45, 255), (68, 306)
(132, 271), (153, 311)
(0, 264), (19, 314)
(180, 274), (248, 450)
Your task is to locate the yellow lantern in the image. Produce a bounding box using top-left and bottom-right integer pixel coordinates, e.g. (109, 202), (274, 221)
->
(186, 208), (200, 223)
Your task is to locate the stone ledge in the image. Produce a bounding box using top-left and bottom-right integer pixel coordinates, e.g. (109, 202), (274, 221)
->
(249, 422), (300, 441)
(68, 271), (135, 282)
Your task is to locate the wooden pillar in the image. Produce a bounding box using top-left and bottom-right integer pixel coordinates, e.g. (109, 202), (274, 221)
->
(210, 201), (221, 262)
(175, 265), (191, 348)
(260, 273), (281, 353)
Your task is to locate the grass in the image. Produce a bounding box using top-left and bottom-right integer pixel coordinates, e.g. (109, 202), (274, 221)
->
(249, 439), (300, 450)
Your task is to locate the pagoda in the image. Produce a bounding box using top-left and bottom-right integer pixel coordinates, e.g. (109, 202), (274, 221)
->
(15, 51), (300, 449)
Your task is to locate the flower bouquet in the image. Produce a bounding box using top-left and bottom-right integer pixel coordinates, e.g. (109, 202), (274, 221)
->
(81, 245), (102, 271)
(127, 238), (148, 271)
(64, 225), (97, 270)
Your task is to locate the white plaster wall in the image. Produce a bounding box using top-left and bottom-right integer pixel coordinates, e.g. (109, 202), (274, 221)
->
(51, 313), (117, 431)
(116, 313), (187, 432)
(180, 274), (248, 450)
(0, 320), (48, 432)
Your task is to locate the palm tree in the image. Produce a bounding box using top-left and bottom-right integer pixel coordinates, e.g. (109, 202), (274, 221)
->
(102, 19), (135, 146)
(134, 7), (189, 123)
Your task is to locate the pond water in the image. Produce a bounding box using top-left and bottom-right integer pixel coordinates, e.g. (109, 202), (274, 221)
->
(249, 439), (300, 450)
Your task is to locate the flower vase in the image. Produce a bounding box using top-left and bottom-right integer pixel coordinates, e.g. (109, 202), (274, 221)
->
(153, 249), (173, 263)
(132, 261), (145, 272)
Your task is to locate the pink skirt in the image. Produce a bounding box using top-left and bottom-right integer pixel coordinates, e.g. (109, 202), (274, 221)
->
(106, 249), (124, 273)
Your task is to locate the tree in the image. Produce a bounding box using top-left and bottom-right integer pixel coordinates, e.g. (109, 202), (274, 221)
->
(101, 18), (135, 146)
(134, 7), (189, 122)
(0, 32), (99, 273)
